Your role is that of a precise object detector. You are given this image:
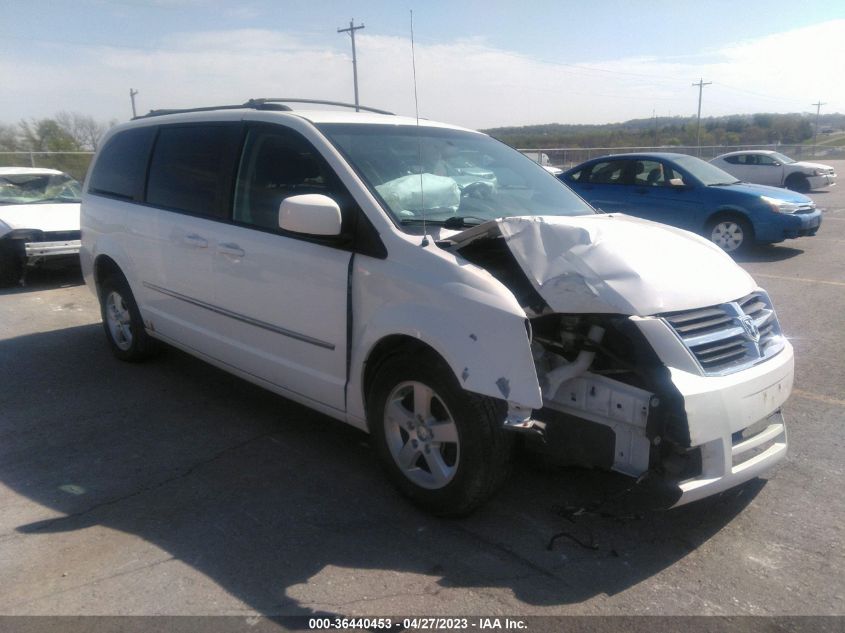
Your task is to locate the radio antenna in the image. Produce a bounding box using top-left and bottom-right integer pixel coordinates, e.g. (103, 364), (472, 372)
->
(410, 9), (428, 247)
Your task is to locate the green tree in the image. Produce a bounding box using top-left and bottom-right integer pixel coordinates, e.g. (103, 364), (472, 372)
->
(19, 118), (81, 152)
(0, 124), (21, 151)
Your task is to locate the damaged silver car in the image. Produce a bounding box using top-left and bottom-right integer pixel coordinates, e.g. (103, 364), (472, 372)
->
(80, 100), (792, 516)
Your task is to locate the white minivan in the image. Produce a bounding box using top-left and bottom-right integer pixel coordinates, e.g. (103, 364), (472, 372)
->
(80, 99), (793, 516)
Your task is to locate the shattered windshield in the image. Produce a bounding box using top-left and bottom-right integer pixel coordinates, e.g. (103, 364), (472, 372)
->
(0, 173), (82, 205)
(317, 124), (594, 229)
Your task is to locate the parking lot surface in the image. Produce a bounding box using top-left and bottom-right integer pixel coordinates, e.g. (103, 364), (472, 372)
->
(1, 164), (843, 616)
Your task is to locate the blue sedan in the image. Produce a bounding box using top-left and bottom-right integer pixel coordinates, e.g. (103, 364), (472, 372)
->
(559, 153), (822, 253)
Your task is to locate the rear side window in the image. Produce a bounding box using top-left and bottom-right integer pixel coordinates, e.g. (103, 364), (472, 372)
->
(88, 127), (156, 200)
(586, 160), (627, 184)
(146, 124), (242, 219)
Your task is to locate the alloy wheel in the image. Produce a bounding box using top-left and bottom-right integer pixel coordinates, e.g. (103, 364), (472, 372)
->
(105, 291), (134, 351)
(383, 381), (460, 490)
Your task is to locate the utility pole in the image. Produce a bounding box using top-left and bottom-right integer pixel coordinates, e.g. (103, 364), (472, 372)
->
(129, 89), (139, 118)
(337, 19), (365, 111)
(692, 78), (711, 156)
(652, 108), (658, 147)
(812, 100), (826, 157)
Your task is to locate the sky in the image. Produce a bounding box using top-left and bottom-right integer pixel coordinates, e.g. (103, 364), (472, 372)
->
(2, 0), (844, 129)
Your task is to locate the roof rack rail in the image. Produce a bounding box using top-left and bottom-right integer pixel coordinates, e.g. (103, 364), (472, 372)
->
(135, 98), (393, 120)
(246, 98), (394, 116)
(136, 102), (291, 119)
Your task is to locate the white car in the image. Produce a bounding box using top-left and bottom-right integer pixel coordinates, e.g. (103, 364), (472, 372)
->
(80, 99), (793, 516)
(711, 150), (836, 193)
(0, 167), (82, 286)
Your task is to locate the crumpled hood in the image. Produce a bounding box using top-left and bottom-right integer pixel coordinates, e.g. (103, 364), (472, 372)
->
(454, 214), (756, 316)
(0, 203), (80, 236)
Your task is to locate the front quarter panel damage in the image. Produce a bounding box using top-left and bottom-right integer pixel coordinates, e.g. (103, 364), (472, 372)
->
(346, 244), (543, 429)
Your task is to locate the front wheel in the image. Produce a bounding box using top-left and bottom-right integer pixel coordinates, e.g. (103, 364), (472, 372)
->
(785, 173), (810, 193)
(0, 245), (23, 287)
(368, 352), (513, 516)
(99, 273), (160, 361)
(707, 216), (753, 254)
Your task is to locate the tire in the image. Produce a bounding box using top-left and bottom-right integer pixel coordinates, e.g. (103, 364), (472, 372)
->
(0, 245), (23, 287)
(368, 351), (513, 516)
(99, 273), (160, 361)
(707, 215), (754, 254)
(785, 173), (810, 193)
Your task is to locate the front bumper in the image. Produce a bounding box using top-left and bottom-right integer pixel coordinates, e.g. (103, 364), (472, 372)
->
(807, 173), (836, 190)
(24, 239), (81, 258)
(758, 208), (822, 242)
(527, 327), (794, 508)
(669, 340), (793, 506)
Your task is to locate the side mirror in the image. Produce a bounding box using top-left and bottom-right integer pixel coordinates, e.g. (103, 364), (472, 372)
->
(279, 194), (342, 236)
(667, 178), (686, 188)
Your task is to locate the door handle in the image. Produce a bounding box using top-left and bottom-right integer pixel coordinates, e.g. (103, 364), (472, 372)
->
(634, 187), (648, 195)
(217, 243), (245, 258)
(182, 234), (208, 248)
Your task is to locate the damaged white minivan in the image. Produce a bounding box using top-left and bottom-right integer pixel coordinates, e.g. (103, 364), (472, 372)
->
(80, 100), (792, 516)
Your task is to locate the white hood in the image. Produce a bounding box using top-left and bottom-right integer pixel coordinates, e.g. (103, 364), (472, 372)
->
(0, 203), (80, 236)
(795, 161), (833, 172)
(455, 214), (756, 316)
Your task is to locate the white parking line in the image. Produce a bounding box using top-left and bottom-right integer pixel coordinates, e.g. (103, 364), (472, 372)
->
(753, 273), (845, 287)
(792, 389), (845, 408)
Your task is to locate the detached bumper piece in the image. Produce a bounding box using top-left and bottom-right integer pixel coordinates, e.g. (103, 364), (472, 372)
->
(675, 409), (787, 506)
(24, 239), (81, 258)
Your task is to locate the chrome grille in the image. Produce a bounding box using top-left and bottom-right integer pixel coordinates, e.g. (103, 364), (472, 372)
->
(663, 291), (786, 375)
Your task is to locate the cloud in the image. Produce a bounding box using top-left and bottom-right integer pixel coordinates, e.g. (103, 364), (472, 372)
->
(2, 20), (843, 128)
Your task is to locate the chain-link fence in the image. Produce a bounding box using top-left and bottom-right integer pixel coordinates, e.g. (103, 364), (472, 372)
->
(2, 145), (842, 183)
(0, 152), (94, 182)
(519, 144), (845, 170)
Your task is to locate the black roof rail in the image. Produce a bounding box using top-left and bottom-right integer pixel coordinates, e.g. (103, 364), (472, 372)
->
(136, 102), (291, 119)
(135, 98), (393, 120)
(246, 98), (395, 116)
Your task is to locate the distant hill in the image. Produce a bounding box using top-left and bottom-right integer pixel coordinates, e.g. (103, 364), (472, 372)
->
(483, 112), (845, 149)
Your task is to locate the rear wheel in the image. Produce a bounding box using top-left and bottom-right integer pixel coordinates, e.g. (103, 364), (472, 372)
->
(99, 273), (160, 361)
(707, 215), (753, 254)
(368, 351), (513, 516)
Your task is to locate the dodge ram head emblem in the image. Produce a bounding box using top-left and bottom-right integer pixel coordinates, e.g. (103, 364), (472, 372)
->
(738, 315), (761, 343)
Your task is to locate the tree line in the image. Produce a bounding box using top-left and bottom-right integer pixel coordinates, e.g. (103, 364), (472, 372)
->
(0, 112), (116, 152)
(483, 112), (844, 149)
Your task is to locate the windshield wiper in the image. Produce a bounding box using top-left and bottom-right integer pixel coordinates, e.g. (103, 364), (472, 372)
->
(399, 215), (488, 228)
(709, 181), (741, 186)
(442, 216), (487, 228)
(37, 196), (81, 203)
